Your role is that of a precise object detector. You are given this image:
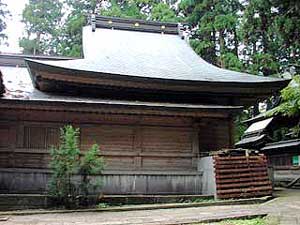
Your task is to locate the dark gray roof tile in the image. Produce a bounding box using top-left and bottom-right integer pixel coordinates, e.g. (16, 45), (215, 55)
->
(26, 26), (288, 84)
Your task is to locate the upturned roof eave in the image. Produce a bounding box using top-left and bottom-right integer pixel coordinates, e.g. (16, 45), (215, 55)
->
(25, 59), (290, 95)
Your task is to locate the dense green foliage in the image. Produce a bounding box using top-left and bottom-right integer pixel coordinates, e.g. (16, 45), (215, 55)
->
(181, 0), (242, 66)
(49, 125), (80, 207)
(180, 0), (299, 75)
(0, 0), (9, 45)
(269, 75), (300, 137)
(270, 76), (300, 117)
(20, 0), (63, 55)
(79, 143), (104, 200)
(49, 125), (104, 208)
(57, 0), (99, 57)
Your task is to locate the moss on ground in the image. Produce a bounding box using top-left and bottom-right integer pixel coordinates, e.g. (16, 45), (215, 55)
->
(194, 216), (279, 225)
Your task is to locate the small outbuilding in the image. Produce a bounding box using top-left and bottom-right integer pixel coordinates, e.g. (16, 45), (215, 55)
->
(237, 115), (300, 186)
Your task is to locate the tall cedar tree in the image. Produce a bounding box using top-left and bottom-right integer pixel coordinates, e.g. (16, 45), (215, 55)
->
(0, 0), (9, 45)
(19, 0), (63, 55)
(180, 0), (242, 68)
(57, 0), (99, 57)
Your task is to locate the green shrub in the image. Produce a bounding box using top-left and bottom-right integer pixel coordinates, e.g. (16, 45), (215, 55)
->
(49, 125), (104, 208)
(79, 143), (105, 206)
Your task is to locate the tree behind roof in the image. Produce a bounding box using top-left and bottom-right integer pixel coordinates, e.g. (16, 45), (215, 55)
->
(179, 0), (242, 68)
(18, 0), (299, 77)
(19, 0), (63, 55)
(56, 0), (99, 57)
(0, 0), (9, 46)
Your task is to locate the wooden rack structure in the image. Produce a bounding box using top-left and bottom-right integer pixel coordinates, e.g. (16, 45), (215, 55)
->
(213, 149), (272, 199)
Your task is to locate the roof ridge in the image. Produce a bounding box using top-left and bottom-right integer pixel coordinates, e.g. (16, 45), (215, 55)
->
(95, 15), (179, 26)
(92, 14), (182, 35)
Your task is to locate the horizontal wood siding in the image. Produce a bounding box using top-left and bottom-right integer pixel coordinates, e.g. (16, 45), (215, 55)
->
(81, 125), (135, 152)
(0, 109), (232, 172)
(14, 153), (50, 169)
(142, 157), (193, 170)
(268, 153), (293, 168)
(0, 126), (10, 148)
(141, 127), (192, 153)
(198, 119), (231, 155)
(104, 156), (135, 170)
(0, 153), (10, 167)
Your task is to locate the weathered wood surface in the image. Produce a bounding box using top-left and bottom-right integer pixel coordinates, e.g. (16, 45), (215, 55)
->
(0, 109), (233, 172)
(0, 168), (203, 194)
(0, 71), (4, 96)
(214, 155), (272, 199)
(198, 119), (231, 155)
(267, 153), (298, 169)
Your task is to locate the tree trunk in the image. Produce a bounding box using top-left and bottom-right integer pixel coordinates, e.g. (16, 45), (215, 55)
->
(260, 12), (269, 54)
(219, 30), (225, 68)
(233, 28), (239, 57)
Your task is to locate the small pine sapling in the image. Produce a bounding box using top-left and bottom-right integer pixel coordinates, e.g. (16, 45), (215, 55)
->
(79, 144), (105, 205)
(49, 125), (80, 208)
(49, 125), (105, 208)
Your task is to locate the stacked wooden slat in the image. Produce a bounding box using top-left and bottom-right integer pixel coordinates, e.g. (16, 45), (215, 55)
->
(214, 154), (272, 199)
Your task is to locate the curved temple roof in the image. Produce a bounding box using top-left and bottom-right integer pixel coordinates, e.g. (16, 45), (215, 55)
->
(25, 16), (289, 106)
(27, 26), (287, 84)
(0, 66), (242, 117)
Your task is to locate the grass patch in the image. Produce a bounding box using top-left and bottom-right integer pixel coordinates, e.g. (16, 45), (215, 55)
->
(194, 216), (279, 225)
(217, 217), (266, 225)
(183, 198), (215, 203)
(97, 203), (110, 208)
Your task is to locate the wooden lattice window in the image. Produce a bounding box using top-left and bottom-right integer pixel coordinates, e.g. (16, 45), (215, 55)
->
(23, 126), (59, 149)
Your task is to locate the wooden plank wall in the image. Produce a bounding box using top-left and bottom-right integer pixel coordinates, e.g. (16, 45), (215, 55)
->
(267, 153), (295, 169)
(214, 155), (272, 199)
(0, 109), (232, 172)
(198, 118), (232, 156)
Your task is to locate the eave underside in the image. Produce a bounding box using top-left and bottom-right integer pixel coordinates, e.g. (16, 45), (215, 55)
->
(26, 60), (289, 106)
(0, 98), (242, 118)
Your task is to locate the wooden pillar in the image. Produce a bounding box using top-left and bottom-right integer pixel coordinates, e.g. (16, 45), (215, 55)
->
(133, 124), (142, 170)
(9, 123), (18, 168)
(192, 122), (200, 169)
(228, 116), (235, 148)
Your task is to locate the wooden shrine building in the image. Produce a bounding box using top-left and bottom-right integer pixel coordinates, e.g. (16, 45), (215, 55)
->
(236, 114), (300, 185)
(0, 16), (289, 194)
